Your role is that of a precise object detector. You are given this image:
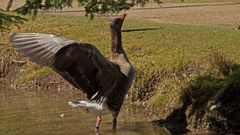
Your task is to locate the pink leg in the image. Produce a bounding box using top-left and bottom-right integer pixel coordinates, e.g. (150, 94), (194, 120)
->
(95, 115), (102, 132)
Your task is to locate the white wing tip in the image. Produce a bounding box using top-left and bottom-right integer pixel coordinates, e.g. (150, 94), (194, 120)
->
(68, 101), (87, 108)
(68, 101), (79, 107)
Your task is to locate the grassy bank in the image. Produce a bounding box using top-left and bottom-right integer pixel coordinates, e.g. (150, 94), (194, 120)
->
(11, 15), (240, 66)
(0, 15), (238, 80)
(1, 14), (240, 121)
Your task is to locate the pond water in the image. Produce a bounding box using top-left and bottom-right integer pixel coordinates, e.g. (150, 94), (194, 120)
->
(0, 84), (168, 135)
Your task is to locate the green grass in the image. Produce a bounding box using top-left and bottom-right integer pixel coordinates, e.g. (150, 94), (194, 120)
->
(3, 14), (240, 82)
(19, 66), (53, 83)
(14, 15), (240, 67)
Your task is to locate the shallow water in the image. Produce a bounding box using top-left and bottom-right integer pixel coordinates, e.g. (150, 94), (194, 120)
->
(0, 84), (167, 135)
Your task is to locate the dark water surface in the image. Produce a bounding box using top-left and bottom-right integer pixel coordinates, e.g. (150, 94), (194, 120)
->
(0, 84), (168, 135)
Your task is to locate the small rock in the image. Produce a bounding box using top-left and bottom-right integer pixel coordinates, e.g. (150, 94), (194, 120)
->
(60, 113), (64, 118)
(20, 69), (24, 72)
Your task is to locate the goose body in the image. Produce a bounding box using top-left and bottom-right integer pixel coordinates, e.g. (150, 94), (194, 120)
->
(10, 14), (134, 131)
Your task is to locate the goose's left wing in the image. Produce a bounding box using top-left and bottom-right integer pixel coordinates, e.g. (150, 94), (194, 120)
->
(10, 33), (75, 66)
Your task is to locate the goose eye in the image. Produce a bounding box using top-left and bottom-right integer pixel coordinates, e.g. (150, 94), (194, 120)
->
(111, 19), (122, 28)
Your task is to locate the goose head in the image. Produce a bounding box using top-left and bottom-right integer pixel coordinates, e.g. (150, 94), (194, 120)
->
(110, 14), (126, 30)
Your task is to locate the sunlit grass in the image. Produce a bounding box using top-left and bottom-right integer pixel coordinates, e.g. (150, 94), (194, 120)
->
(2, 14), (239, 83)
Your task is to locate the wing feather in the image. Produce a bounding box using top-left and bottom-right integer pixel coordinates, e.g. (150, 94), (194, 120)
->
(10, 33), (75, 66)
(10, 33), (124, 104)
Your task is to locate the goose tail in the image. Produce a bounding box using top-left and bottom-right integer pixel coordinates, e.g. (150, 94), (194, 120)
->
(68, 100), (109, 113)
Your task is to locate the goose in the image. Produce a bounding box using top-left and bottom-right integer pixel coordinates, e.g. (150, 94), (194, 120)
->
(9, 14), (135, 131)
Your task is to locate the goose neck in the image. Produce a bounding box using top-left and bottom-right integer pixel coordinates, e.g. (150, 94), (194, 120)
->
(111, 29), (123, 54)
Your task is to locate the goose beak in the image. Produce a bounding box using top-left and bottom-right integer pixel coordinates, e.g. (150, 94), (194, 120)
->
(120, 14), (127, 22)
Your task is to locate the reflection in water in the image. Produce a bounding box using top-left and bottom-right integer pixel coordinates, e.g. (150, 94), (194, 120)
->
(0, 84), (168, 135)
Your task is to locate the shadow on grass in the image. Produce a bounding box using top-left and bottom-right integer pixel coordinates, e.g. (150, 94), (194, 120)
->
(122, 28), (161, 33)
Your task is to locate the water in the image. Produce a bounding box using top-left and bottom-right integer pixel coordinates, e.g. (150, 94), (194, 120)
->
(0, 84), (167, 135)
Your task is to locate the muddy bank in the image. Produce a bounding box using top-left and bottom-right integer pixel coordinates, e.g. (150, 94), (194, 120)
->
(0, 48), (84, 99)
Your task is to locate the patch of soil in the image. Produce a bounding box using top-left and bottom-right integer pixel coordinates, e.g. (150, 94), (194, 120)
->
(1, 1), (240, 26)
(126, 2), (240, 26)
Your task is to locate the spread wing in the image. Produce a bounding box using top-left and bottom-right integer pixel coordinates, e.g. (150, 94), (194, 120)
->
(10, 33), (75, 66)
(10, 33), (123, 101)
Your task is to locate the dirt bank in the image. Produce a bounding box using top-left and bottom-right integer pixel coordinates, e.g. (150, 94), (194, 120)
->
(127, 3), (240, 26)
(150, 52), (240, 134)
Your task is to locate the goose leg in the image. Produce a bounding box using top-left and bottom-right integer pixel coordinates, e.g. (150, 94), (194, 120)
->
(112, 112), (119, 131)
(112, 118), (117, 131)
(95, 115), (102, 132)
